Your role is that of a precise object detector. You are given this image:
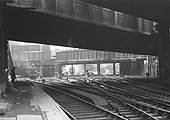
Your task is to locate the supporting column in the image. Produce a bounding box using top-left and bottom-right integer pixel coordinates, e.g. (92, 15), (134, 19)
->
(71, 64), (74, 75)
(84, 64), (86, 75)
(113, 63), (115, 75)
(40, 64), (43, 78)
(0, 1), (8, 99)
(58, 64), (62, 78)
(97, 64), (100, 75)
(131, 61), (134, 75)
(157, 24), (170, 82)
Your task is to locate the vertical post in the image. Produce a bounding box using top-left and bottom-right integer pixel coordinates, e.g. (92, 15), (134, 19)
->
(131, 61), (134, 75)
(0, 2), (4, 79)
(113, 63), (115, 75)
(84, 64), (86, 75)
(141, 60), (145, 76)
(59, 64), (62, 78)
(157, 24), (170, 82)
(97, 64), (100, 75)
(40, 63), (43, 78)
(0, 1), (8, 98)
(71, 64), (73, 75)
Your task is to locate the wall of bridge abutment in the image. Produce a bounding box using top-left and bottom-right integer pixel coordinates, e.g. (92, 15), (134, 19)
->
(0, 2), (8, 100)
(158, 24), (170, 82)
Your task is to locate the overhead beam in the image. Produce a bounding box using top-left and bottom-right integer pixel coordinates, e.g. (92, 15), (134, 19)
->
(80, 0), (170, 26)
(7, 5), (158, 55)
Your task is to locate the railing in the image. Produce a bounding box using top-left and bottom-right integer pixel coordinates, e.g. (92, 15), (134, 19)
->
(10, 0), (154, 35)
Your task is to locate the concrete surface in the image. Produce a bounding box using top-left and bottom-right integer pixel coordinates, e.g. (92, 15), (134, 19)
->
(0, 80), (71, 120)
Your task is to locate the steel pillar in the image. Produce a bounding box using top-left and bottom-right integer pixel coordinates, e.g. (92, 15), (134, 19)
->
(71, 64), (74, 75)
(97, 64), (100, 75)
(0, 1), (8, 97)
(84, 64), (86, 75)
(113, 63), (115, 75)
(157, 24), (170, 81)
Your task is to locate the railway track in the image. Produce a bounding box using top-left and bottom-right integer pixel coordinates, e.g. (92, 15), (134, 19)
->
(101, 77), (170, 103)
(28, 77), (170, 120)
(45, 78), (168, 120)
(87, 77), (170, 120)
(29, 80), (127, 120)
(121, 79), (170, 99)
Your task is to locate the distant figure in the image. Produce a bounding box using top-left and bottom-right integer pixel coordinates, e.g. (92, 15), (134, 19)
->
(11, 67), (17, 88)
(146, 72), (149, 77)
(85, 70), (89, 78)
(59, 71), (62, 79)
(66, 72), (69, 80)
(3, 68), (17, 92)
(42, 78), (45, 83)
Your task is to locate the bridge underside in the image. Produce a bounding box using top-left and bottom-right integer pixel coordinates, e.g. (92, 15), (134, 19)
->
(7, 5), (157, 56)
(81, 0), (170, 26)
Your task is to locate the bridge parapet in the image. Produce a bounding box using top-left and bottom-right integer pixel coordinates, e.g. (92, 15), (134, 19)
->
(10, 0), (154, 35)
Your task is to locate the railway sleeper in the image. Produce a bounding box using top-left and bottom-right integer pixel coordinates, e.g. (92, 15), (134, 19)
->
(63, 104), (86, 107)
(74, 113), (106, 119)
(32, 81), (127, 120)
(127, 118), (143, 120)
(119, 109), (142, 119)
(146, 111), (164, 118)
(106, 95), (163, 120)
(68, 109), (97, 114)
(134, 104), (170, 119)
(117, 107), (129, 111)
(154, 116), (168, 119)
(65, 107), (93, 111)
(59, 100), (80, 103)
(119, 111), (134, 115)
(71, 111), (101, 116)
(123, 114), (140, 118)
(110, 105), (142, 119)
(76, 117), (111, 120)
(62, 104), (86, 108)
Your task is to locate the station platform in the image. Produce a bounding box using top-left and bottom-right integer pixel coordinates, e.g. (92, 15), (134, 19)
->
(0, 79), (70, 120)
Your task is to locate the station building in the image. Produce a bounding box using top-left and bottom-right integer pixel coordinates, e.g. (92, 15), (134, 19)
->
(55, 49), (158, 77)
(8, 41), (158, 78)
(9, 41), (54, 77)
